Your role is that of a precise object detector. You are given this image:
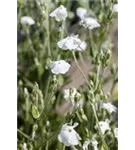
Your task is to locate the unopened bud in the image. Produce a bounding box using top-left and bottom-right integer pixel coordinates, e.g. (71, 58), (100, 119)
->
(19, 80), (23, 86)
(111, 64), (116, 74)
(32, 105), (40, 119)
(24, 88), (29, 98)
(33, 124), (38, 131)
(45, 57), (52, 70)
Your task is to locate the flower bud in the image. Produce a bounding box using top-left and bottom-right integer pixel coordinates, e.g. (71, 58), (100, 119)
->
(32, 105), (40, 119)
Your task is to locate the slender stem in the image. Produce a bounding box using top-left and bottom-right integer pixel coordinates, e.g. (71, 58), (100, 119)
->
(71, 146), (77, 150)
(25, 95), (29, 121)
(61, 20), (65, 40)
(72, 51), (91, 89)
(62, 145), (65, 150)
(45, 0), (51, 56)
(79, 52), (87, 67)
(45, 141), (49, 150)
(89, 30), (95, 57)
(95, 65), (101, 90)
(26, 27), (35, 53)
(76, 111), (83, 123)
(45, 86), (55, 111)
(40, 85), (55, 117)
(23, 77), (34, 88)
(44, 76), (51, 102)
(17, 129), (30, 139)
(57, 20), (65, 60)
(91, 103), (108, 149)
(96, 67), (106, 91)
(100, 0), (104, 9)
(35, 132), (58, 150)
(110, 82), (116, 94)
(110, 81), (117, 101)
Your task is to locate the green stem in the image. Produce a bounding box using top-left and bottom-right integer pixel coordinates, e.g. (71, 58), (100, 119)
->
(35, 132), (58, 150)
(25, 96), (29, 121)
(17, 129), (30, 140)
(71, 146), (77, 150)
(45, 86), (55, 111)
(40, 85), (55, 118)
(23, 77), (34, 89)
(91, 103), (108, 149)
(96, 67), (106, 91)
(76, 111), (83, 123)
(79, 52), (87, 67)
(110, 82), (116, 94)
(72, 51), (91, 89)
(26, 27), (35, 53)
(44, 76), (51, 102)
(45, 0), (51, 56)
(45, 141), (49, 150)
(57, 20), (65, 60)
(95, 65), (101, 90)
(62, 145), (65, 150)
(110, 80), (117, 101)
(61, 20), (65, 39)
(100, 0), (104, 9)
(89, 30), (95, 57)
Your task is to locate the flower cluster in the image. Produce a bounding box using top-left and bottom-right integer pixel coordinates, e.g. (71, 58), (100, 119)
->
(18, 1), (118, 149)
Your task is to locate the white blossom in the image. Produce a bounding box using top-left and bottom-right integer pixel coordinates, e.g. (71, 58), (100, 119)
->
(80, 17), (100, 30)
(83, 140), (91, 150)
(63, 88), (81, 107)
(20, 16), (35, 25)
(57, 35), (83, 51)
(58, 122), (81, 146)
(50, 60), (70, 75)
(76, 41), (87, 51)
(113, 4), (118, 13)
(50, 5), (68, 22)
(102, 103), (117, 114)
(91, 140), (98, 150)
(76, 7), (87, 19)
(114, 128), (118, 139)
(22, 143), (28, 150)
(83, 140), (98, 150)
(95, 121), (111, 135)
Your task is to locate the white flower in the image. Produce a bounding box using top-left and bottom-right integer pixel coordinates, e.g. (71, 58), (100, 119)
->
(83, 140), (98, 150)
(91, 140), (98, 150)
(113, 4), (118, 13)
(50, 60), (70, 75)
(64, 88), (81, 100)
(80, 17), (100, 30)
(22, 143), (28, 150)
(114, 128), (118, 139)
(76, 41), (87, 51)
(63, 88), (81, 106)
(50, 5), (68, 22)
(57, 35), (82, 51)
(95, 121), (111, 135)
(102, 103), (117, 114)
(83, 140), (91, 150)
(58, 122), (81, 146)
(76, 7), (87, 19)
(20, 16), (35, 25)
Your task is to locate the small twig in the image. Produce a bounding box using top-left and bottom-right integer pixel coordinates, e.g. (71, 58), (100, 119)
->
(17, 129), (30, 140)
